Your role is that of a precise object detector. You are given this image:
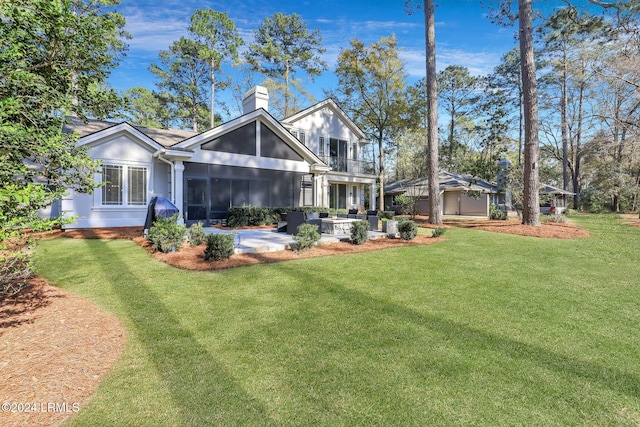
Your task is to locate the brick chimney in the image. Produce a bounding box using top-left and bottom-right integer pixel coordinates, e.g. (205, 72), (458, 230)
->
(242, 86), (269, 114)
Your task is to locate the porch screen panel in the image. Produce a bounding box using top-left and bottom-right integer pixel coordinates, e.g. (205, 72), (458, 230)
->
(102, 165), (122, 205)
(210, 178), (231, 212)
(231, 179), (250, 207)
(249, 180), (270, 206)
(128, 166), (147, 205)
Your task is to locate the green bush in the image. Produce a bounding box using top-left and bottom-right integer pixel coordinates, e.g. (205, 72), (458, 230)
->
(350, 220), (369, 245)
(188, 222), (206, 246)
(227, 206), (276, 227)
(432, 227), (446, 238)
(293, 223), (321, 252)
(204, 233), (235, 261)
(489, 203), (508, 220)
(398, 219), (418, 240)
(148, 214), (186, 253)
(380, 210), (395, 220)
(547, 214), (568, 224)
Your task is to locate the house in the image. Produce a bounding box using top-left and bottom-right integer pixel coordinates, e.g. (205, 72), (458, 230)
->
(385, 169), (573, 217)
(61, 86), (377, 229)
(385, 170), (496, 217)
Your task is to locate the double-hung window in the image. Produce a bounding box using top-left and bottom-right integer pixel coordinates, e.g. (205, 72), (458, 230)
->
(101, 164), (148, 207)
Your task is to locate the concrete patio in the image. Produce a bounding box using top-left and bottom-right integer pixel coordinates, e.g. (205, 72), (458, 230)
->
(204, 227), (387, 254)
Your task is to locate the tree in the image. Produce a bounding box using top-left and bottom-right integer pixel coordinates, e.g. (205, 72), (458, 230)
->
(1, 0), (127, 291)
(119, 87), (172, 128)
(188, 9), (243, 128)
(333, 35), (410, 212)
(493, 47), (524, 165)
(437, 65), (481, 170)
(245, 12), (326, 118)
(149, 37), (211, 132)
(518, 0), (540, 226)
(425, 0), (442, 224)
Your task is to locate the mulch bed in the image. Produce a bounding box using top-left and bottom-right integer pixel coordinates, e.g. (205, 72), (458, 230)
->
(0, 217), (591, 425)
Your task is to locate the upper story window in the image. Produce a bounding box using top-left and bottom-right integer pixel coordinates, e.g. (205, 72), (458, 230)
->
(101, 164), (148, 207)
(291, 129), (306, 145)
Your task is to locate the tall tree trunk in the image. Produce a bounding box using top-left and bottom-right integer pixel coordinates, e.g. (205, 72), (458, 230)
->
(284, 62), (290, 117)
(519, 0), (540, 226)
(561, 45), (569, 191)
(378, 135), (385, 212)
(210, 58), (216, 129)
(425, 0), (442, 224)
(572, 75), (586, 209)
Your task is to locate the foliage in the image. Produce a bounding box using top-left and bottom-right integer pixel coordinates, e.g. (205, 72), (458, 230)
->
(189, 9), (243, 126)
(431, 226), (446, 238)
(489, 203), (508, 220)
(188, 222), (207, 246)
(350, 220), (369, 245)
(394, 195), (416, 216)
(227, 207), (277, 227)
(546, 214), (568, 224)
(149, 37), (211, 132)
(204, 233), (234, 261)
(147, 214), (187, 253)
(398, 219), (418, 240)
(0, 251), (32, 302)
(292, 223), (321, 252)
(380, 211), (395, 220)
(245, 12), (326, 118)
(118, 87), (172, 128)
(333, 34), (409, 211)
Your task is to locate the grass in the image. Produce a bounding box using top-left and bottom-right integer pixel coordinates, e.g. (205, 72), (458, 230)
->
(34, 214), (640, 426)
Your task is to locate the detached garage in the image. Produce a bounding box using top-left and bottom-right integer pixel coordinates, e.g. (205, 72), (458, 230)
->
(385, 170), (495, 217)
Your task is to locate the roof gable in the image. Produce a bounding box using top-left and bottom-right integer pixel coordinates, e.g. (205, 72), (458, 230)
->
(176, 108), (327, 168)
(282, 99), (368, 142)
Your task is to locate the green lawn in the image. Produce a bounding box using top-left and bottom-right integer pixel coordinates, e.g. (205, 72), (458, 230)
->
(34, 215), (640, 426)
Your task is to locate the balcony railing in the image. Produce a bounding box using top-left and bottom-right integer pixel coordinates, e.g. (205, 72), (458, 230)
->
(320, 156), (376, 176)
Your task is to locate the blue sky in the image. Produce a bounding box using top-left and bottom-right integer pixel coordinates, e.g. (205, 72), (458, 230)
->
(108, 0), (520, 119)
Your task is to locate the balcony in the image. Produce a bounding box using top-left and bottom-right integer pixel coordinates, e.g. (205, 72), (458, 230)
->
(320, 156), (376, 176)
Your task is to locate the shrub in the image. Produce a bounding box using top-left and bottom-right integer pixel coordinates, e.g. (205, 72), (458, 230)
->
(293, 223), (321, 252)
(188, 222), (206, 246)
(547, 214), (568, 224)
(394, 195), (416, 216)
(432, 227), (446, 238)
(204, 233), (235, 261)
(350, 220), (369, 245)
(398, 219), (418, 240)
(227, 206), (276, 227)
(0, 252), (32, 302)
(380, 210), (395, 220)
(148, 214), (186, 253)
(489, 203), (508, 220)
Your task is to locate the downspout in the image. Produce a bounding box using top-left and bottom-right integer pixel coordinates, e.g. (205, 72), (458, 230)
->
(153, 149), (175, 205)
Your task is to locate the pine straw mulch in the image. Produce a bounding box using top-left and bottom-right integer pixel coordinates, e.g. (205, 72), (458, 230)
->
(0, 278), (125, 427)
(0, 218), (590, 426)
(623, 217), (640, 228)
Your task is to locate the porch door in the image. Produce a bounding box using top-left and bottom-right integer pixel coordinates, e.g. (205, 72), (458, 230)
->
(185, 177), (208, 225)
(329, 183), (347, 209)
(330, 138), (348, 172)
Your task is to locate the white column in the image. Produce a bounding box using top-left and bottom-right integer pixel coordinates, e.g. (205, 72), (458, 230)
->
(369, 181), (376, 211)
(174, 161), (185, 224)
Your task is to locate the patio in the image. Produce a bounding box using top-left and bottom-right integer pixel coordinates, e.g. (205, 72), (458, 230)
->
(204, 227), (387, 254)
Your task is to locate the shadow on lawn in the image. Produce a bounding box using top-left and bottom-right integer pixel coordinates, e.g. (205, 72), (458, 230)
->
(84, 240), (275, 426)
(255, 264), (640, 417)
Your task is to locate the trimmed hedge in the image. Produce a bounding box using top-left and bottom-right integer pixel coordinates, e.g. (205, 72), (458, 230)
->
(350, 220), (370, 245)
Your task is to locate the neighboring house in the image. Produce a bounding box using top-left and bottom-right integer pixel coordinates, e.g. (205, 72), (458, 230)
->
(385, 170), (496, 217)
(61, 86), (377, 229)
(385, 169), (573, 217)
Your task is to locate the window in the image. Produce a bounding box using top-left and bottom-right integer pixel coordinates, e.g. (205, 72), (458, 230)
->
(102, 165), (122, 205)
(291, 130), (306, 145)
(351, 185), (358, 205)
(101, 164), (147, 206)
(128, 167), (147, 205)
(319, 137), (325, 156)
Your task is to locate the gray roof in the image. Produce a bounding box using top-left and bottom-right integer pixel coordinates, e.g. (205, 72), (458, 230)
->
(386, 170), (496, 196)
(63, 116), (197, 147)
